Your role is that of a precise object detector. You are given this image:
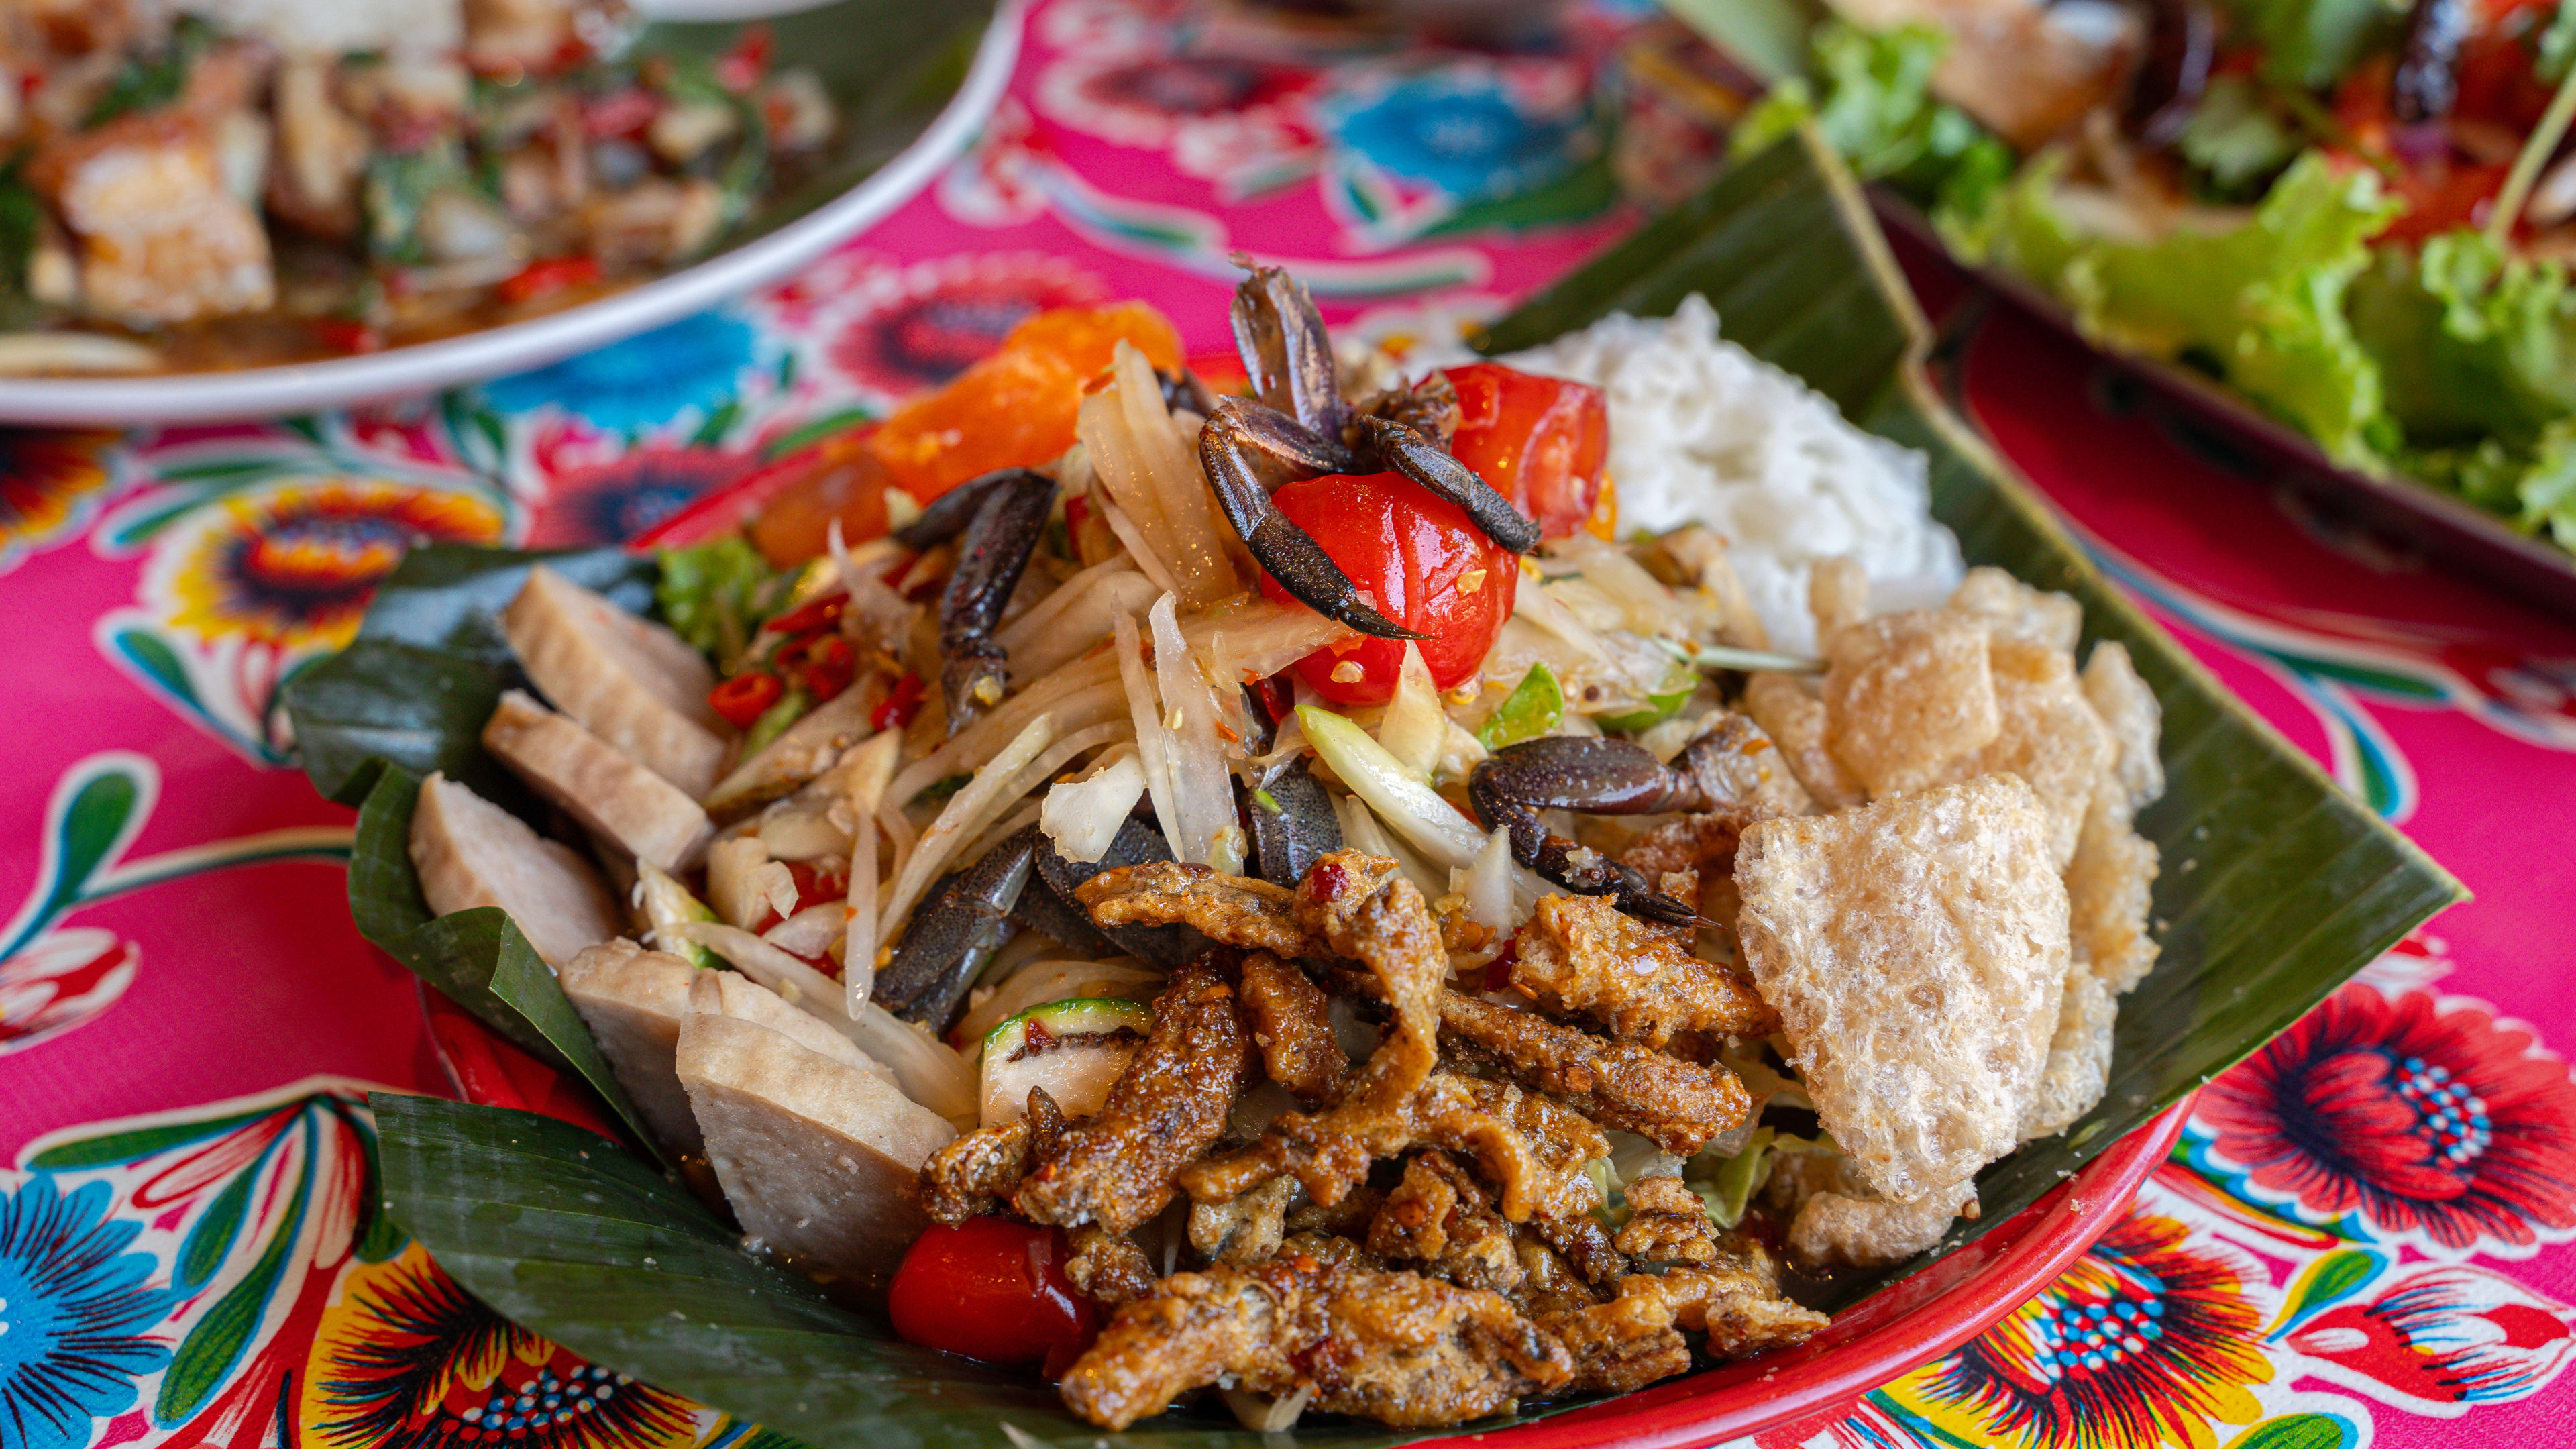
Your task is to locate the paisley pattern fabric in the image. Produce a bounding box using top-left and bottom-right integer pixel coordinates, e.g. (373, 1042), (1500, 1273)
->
(0, 3), (2569, 1446)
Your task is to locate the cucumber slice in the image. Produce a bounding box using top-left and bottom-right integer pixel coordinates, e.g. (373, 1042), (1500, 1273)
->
(979, 997), (1153, 1127)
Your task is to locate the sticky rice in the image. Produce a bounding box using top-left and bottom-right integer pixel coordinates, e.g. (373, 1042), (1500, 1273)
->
(1495, 294), (1964, 655)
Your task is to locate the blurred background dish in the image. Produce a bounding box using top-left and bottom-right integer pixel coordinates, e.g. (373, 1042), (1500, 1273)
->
(1644, 0), (2576, 625)
(0, 0), (1012, 423)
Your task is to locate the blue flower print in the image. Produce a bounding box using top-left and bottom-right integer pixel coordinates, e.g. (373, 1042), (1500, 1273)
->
(1318, 70), (1585, 203)
(0, 1176), (170, 1449)
(483, 311), (758, 433)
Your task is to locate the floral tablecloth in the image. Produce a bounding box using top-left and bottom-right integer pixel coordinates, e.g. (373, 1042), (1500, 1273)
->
(2, 3), (2571, 1447)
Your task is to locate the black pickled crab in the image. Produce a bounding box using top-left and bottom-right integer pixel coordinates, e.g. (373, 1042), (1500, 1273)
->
(1468, 720), (1792, 926)
(894, 466), (1057, 737)
(1199, 264), (1540, 641)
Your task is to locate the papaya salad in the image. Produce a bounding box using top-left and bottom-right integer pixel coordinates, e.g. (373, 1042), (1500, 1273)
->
(407, 267), (2166, 1430)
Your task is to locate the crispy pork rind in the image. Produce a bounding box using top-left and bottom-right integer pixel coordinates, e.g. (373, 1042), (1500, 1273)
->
(1950, 566), (2082, 653)
(2018, 970), (2117, 1140)
(1735, 775), (2070, 1203)
(1965, 635), (2114, 869)
(1808, 556), (1871, 640)
(2068, 784), (2162, 994)
(1742, 673), (1863, 810)
(1819, 610), (2001, 798)
(2081, 641), (2165, 812)
(2070, 640), (2163, 994)
(1788, 1181), (1976, 1269)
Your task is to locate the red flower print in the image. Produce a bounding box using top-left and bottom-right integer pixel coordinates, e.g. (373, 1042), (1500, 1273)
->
(1885, 1209), (2274, 1449)
(2194, 987), (2576, 1253)
(2282, 1260), (2575, 1413)
(825, 254), (1107, 399)
(526, 445), (749, 547)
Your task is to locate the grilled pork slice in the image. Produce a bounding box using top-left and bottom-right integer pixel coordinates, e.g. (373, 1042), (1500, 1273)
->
(481, 690), (714, 871)
(557, 940), (707, 1157)
(558, 941), (895, 1159)
(678, 1013), (955, 1293)
(408, 771), (619, 967)
(500, 566), (728, 798)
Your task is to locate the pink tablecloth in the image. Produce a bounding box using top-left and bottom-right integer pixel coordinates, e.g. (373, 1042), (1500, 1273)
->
(0, 3), (2569, 1446)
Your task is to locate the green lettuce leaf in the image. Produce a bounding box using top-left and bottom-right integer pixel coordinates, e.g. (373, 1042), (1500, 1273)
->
(1970, 152), (2400, 470)
(2178, 76), (2302, 197)
(1731, 19), (2008, 215)
(2218, 0), (2406, 89)
(2347, 229), (2576, 544)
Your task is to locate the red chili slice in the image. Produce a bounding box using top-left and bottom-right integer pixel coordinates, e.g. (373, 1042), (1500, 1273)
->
(873, 672), (926, 731)
(708, 670), (784, 729)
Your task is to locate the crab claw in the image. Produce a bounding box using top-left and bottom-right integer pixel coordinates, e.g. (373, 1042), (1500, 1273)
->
(1200, 396), (1423, 641)
(875, 826), (1037, 1030)
(1360, 414), (1540, 554)
(934, 468), (1056, 736)
(1468, 736), (1706, 925)
(1231, 263), (1348, 442)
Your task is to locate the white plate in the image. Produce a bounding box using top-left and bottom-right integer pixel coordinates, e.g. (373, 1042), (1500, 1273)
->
(0, 0), (1020, 425)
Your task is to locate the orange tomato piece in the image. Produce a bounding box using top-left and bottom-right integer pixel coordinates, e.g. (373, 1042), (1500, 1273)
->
(865, 301), (1185, 500)
(747, 302), (1186, 564)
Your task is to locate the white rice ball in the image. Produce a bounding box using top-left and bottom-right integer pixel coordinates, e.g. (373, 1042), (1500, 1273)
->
(1495, 294), (1963, 656)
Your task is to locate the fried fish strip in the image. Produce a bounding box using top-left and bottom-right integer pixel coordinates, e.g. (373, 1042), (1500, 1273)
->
(1368, 1150), (1524, 1297)
(1058, 1253), (1575, 1430)
(1076, 860), (1311, 956)
(1511, 892), (1778, 1046)
(1614, 1175), (1721, 1265)
(1015, 959), (1251, 1233)
(1539, 1250), (1827, 1393)
(1065, 1222), (1159, 1307)
(1238, 951), (1346, 1104)
(920, 1085), (1063, 1224)
(1437, 992), (1754, 1156)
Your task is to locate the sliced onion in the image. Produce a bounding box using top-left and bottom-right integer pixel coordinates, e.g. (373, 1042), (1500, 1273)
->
(849, 1000), (979, 1126)
(1460, 824), (1517, 930)
(1334, 792), (1447, 904)
(1222, 1385), (1313, 1433)
(705, 835), (794, 929)
(878, 716), (1055, 943)
(1300, 705), (1487, 869)
(763, 902), (843, 958)
(665, 920), (846, 1021)
(1151, 592), (1244, 872)
(1116, 608), (1185, 863)
(996, 558), (1158, 680)
(1376, 640), (1445, 781)
(1040, 747), (1146, 864)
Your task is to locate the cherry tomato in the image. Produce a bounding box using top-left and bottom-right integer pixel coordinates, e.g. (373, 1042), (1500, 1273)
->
(708, 670), (782, 729)
(1442, 363), (1609, 543)
(888, 1218), (1096, 1368)
(1256, 471), (1516, 706)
